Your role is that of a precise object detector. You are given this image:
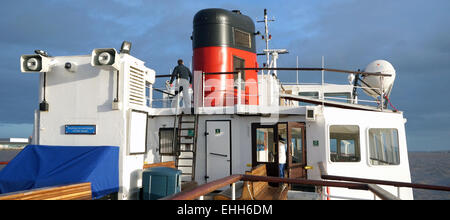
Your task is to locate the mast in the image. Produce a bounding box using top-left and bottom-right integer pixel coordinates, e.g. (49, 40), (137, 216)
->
(264, 9), (270, 69)
(258, 8), (274, 75)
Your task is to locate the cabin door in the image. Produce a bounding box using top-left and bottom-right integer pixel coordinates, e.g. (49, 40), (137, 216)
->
(251, 124), (279, 178)
(206, 120), (231, 182)
(287, 122), (307, 179)
(251, 122), (307, 179)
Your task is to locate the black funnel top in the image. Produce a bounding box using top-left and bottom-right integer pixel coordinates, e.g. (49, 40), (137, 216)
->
(193, 8), (256, 53)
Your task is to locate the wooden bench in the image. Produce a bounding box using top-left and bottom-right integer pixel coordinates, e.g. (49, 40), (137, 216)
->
(0, 183), (92, 200)
(214, 164), (288, 200)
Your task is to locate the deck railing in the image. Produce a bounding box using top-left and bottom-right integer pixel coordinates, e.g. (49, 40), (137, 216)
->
(161, 174), (381, 200)
(162, 173), (450, 200)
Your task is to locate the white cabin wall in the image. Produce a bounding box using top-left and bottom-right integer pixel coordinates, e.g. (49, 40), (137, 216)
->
(305, 109), (328, 181)
(33, 54), (155, 200)
(37, 56), (126, 147)
(146, 114), (312, 185)
(322, 107), (413, 200)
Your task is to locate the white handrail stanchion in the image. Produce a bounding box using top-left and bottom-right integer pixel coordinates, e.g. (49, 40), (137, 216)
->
(237, 71), (242, 112)
(231, 182), (236, 200)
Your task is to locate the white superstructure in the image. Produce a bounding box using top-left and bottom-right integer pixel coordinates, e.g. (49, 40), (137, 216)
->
(18, 8), (414, 200)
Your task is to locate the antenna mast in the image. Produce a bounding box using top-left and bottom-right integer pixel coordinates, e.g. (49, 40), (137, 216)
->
(258, 9), (275, 75)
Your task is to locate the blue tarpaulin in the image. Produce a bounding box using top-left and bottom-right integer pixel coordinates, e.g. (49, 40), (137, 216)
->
(0, 145), (119, 199)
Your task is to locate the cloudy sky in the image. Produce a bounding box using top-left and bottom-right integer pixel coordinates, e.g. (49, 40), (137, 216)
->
(0, 0), (449, 151)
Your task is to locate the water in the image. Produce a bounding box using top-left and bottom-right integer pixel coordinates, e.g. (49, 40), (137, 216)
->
(0, 148), (22, 170)
(409, 151), (450, 200)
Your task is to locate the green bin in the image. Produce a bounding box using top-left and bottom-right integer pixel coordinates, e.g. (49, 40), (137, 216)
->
(142, 167), (182, 200)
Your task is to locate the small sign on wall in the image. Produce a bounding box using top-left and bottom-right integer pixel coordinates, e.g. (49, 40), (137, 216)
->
(313, 140), (319, 147)
(65, 125), (96, 135)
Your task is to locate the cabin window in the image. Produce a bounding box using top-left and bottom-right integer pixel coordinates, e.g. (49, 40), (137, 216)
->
(324, 92), (351, 103)
(234, 29), (251, 48)
(256, 127), (276, 163)
(329, 125), (360, 162)
(159, 128), (178, 155)
(298, 91), (319, 106)
(369, 128), (400, 165)
(233, 56), (246, 87)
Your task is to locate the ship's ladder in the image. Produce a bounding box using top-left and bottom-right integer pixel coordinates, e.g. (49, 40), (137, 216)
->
(173, 113), (199, 183)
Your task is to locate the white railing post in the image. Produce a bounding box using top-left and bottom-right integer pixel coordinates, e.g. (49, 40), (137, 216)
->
(231, 182), (236, 200)
(237, 71), (242, 109)
(380, 75), (384, 111)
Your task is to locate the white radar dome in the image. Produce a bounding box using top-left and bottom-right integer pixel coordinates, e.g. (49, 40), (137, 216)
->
(361, 60), (396, 98)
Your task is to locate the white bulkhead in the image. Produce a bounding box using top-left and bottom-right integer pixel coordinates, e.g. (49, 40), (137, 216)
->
(21, 48), (414, 200)
(22, 50), (155, 200)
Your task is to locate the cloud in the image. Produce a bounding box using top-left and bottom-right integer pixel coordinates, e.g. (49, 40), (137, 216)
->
(0, 0), (449, 150)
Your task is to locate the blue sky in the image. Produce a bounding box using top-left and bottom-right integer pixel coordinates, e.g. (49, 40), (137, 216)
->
(0, 0), (449, 151)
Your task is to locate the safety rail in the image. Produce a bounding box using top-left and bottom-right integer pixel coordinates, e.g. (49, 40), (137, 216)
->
(321, 174), (450, 198)
(317, 162), (450, 199)
(152, 68), (387, 111)
(162, 174), (376, 200)
(152, 71), (260, 109)
(201, 71), (259, 108)
(162, 173), (450, 200)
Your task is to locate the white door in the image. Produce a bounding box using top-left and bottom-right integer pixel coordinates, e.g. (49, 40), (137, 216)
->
(206, 121), (231, 182)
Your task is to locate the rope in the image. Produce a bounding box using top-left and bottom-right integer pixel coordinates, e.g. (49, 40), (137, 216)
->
(384, 95), (398, 112)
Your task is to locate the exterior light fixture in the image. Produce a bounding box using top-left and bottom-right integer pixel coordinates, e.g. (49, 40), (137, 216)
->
(98, 52), (113, 65)
(26, 57), (41, 71)
(120, 41), (132, 54)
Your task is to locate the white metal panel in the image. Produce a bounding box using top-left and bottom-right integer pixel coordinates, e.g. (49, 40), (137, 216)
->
(206, 121), (231, 182)
(128, 110), (147, 154)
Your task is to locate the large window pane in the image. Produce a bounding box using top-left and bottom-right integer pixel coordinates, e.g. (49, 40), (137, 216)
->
(329, 125), (360, 162)
(256, 128), (275, 163)
(324, 92), (351, 103)
(369, 128), (400, 165)
(291, 127), (303, 164)
(298, 91), (319, 106)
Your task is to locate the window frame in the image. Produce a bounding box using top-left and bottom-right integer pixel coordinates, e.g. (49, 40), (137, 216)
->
(324, 92), (351, 103)
(328, 124), (361, 163)
(298, 91), (320, 106)
(158, 127), (178, 156)
(366, 128), (400, 166)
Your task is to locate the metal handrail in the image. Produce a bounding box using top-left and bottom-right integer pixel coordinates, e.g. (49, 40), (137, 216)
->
(162, 171), (450, 200)
(162, 174), (373, 200)
(161, 175), (243, 200)
(235, 67), (392, 77)
(321, 174), (450, 192)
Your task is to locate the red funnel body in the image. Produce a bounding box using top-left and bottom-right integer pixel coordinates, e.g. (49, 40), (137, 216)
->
(193, 9), (259, 107)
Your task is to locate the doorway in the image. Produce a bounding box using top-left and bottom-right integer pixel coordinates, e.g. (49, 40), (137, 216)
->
(251, 122), (306, 179)
(206, 120), (231, 182)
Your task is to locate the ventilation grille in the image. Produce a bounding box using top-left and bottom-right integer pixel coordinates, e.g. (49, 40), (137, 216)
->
(128, 66), (146, 106)
(234, 29), (251, 48)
